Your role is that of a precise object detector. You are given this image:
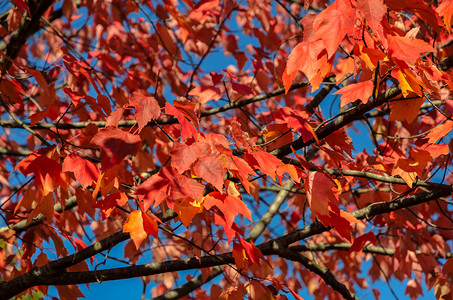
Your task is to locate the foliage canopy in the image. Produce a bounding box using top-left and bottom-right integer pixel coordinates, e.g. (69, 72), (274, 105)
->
(1, 0), (453, 299)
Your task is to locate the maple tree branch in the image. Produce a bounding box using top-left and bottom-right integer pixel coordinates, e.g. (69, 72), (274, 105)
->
(322, 168), (447, 189)
(306, 76), (337, 114)
(0, 196), (77, 234)
(0, 81), (310, 131)
(2, 0), (55, 70)
(150, 267), (223, 300)
(0, 1), (80, 52)
(0, 208), (179, 299)
(152, 180), (297, 300)
(0, 146), (31, 157)
(3, 182), (448, 298)
(281, 156), (450, 190)
(0, 96), (51, 146)
(186, 1), (238, 92)
(260, 187), (451, 250)
(272, 246), (358, 300)
(0, 230), (131, 299)
(290, 242), (453, 258)
(272, 86), (402, 158)
(248, 180), (295, 241)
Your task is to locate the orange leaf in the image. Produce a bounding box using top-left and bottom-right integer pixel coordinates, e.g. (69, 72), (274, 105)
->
(425, 121), (453, 144)
(438, 0), (453, 33)
(15, 152), (68, 196)
(333, 80), (374, 107)
(357, 0), (387, 37)
(62, 154), (100, 188)
(232, 238), (263, 270)
(262, 123), (293, 151)
(420, 144), (449, 158)
(174, 97), (199, 127)
(245, 280), (274, 300)
(171, 141), (210, 174)
(173, 199), (203, 227)
(388, 97), (425, 123)
(285, 40), (326, 84)
(123, 210), (158, 249)
(135, 173), (170, 211)
(324, 129), (355, 156)
(232, 241), (248, 270)
(313, 0), (355, 58)
(282, 66), (297, 94)
(95, 192), (127, 219)
(392, 159), (418, 188)
(353, 44), (386, 70)
(317, 204), (356, 242)
(56, 285), (85, 300)
(276, 164), (302, 184)
(188, 85), (221, 104)
(165, 102), (198, 140)
(287, 113), (319, 143)
(386, 0), (443, 34)
(334, 57), (355, 84)
(248, 151), (284, 181)
(388, 35), (435, 64)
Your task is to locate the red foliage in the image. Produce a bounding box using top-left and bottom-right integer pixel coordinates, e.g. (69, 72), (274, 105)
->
(2, 0), (453, 299)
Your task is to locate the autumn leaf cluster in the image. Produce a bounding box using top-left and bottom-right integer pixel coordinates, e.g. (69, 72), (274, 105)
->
(2, 0), (453, 299)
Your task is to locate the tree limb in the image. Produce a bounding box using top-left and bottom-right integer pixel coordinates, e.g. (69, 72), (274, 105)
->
(272, 87), (401, 158)
(1, 185), (447, 298)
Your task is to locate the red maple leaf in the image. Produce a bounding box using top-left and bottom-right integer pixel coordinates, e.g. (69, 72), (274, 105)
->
(357, 0), (387, 38)
(232, 237), (263, 269)
(92, 126), (142, 170)
(165, 102), (198, 140)
(135, 173), (170, 211)
(304, 171), (338, 217)
(62, 154), (100, 188)
(16, 152), (68, 196)
(438, 0), (453, 33)
(246, 150), (284, 181)
(13, 0), (30, 16)
(204, 192), (252, 229)
(170, 141), (211, 174)
(129, 91), (161, 132)
(350, 232), (378, 253)
(193, 155), (225, 191)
